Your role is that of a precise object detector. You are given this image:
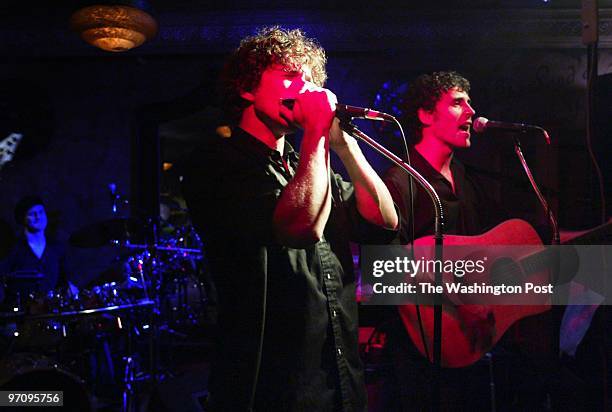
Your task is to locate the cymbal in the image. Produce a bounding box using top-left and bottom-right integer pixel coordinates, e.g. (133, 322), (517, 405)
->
(70, 217), (146, 248)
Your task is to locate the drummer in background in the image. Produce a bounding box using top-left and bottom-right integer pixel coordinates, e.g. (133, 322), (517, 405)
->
(0, 196), (71, 305)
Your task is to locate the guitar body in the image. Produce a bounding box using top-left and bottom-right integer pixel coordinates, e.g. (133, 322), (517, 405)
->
(398, 219), (551, 368)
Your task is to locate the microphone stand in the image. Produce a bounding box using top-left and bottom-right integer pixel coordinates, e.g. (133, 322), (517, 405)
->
(513, 131), (564, 410)
(339, 118), (446, 411)
(513, 137), (560, 246)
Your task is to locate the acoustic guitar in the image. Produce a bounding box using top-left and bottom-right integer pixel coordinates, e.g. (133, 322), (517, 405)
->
(398, 218), (609, 368)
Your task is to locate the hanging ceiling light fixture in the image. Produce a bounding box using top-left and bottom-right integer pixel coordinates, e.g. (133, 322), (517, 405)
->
(70, 2), (158, 52)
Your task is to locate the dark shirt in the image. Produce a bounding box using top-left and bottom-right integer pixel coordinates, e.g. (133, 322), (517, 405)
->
(182, 128), (395, 412)
(381, 146), (535, 411)
(384, 147), (506, 243)
(0, 238), (67, 302)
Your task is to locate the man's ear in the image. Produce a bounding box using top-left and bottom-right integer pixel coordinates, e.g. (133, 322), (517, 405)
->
(417, 108), (433, 127)
(240, 90), (255, 102)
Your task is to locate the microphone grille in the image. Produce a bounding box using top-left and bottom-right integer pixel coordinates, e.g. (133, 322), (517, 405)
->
(472, 117), (489, 133)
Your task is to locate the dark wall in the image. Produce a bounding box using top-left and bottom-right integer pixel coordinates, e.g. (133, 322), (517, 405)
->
(0, 56), (210, 285)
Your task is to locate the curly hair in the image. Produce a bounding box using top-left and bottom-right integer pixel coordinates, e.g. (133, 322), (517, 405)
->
(402, 71), (470, 141)
(219, 26), (327, 123)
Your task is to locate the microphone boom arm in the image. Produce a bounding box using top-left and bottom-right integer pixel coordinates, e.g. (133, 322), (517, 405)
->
(337, 119), (445, 240)
(338, 118), (446, 402)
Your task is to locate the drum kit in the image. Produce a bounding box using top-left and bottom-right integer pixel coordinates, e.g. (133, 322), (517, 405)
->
(0, 200), (209, 411)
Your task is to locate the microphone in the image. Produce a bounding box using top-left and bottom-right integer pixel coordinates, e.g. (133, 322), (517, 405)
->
(473, 117), (550, 144)
(280, 99), (395, 122)
(335, 104), (395, 122)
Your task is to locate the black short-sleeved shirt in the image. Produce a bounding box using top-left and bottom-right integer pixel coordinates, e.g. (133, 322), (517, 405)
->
(0, 238), (67, 301)
(384, 146), (506, 243)
(182, 128), (395, 412)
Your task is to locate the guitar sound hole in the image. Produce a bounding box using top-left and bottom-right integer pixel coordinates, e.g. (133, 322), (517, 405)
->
(490, 258), (522, 286)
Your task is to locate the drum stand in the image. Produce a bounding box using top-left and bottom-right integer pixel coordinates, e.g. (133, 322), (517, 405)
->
(122, 356), (136, 412)
(120, 288), (158, 412)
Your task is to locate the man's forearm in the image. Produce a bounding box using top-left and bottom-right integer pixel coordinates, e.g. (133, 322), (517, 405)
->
(336, 138), (398, 230)
(273, 130), (332, 247)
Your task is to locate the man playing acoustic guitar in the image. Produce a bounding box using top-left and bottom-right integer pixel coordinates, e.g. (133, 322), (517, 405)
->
(381, 71), (554, 410)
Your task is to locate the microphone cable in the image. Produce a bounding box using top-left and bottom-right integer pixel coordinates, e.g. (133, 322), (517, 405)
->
(586, 42), (606, 224)
(248, 249), (268, 412)
(389, 116), (430, 362)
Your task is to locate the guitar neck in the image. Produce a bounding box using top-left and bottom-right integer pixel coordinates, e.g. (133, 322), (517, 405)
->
(561, 220), (612, 245)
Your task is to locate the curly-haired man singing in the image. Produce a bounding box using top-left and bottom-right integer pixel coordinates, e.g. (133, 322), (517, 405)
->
(182, 27), (397, 411)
